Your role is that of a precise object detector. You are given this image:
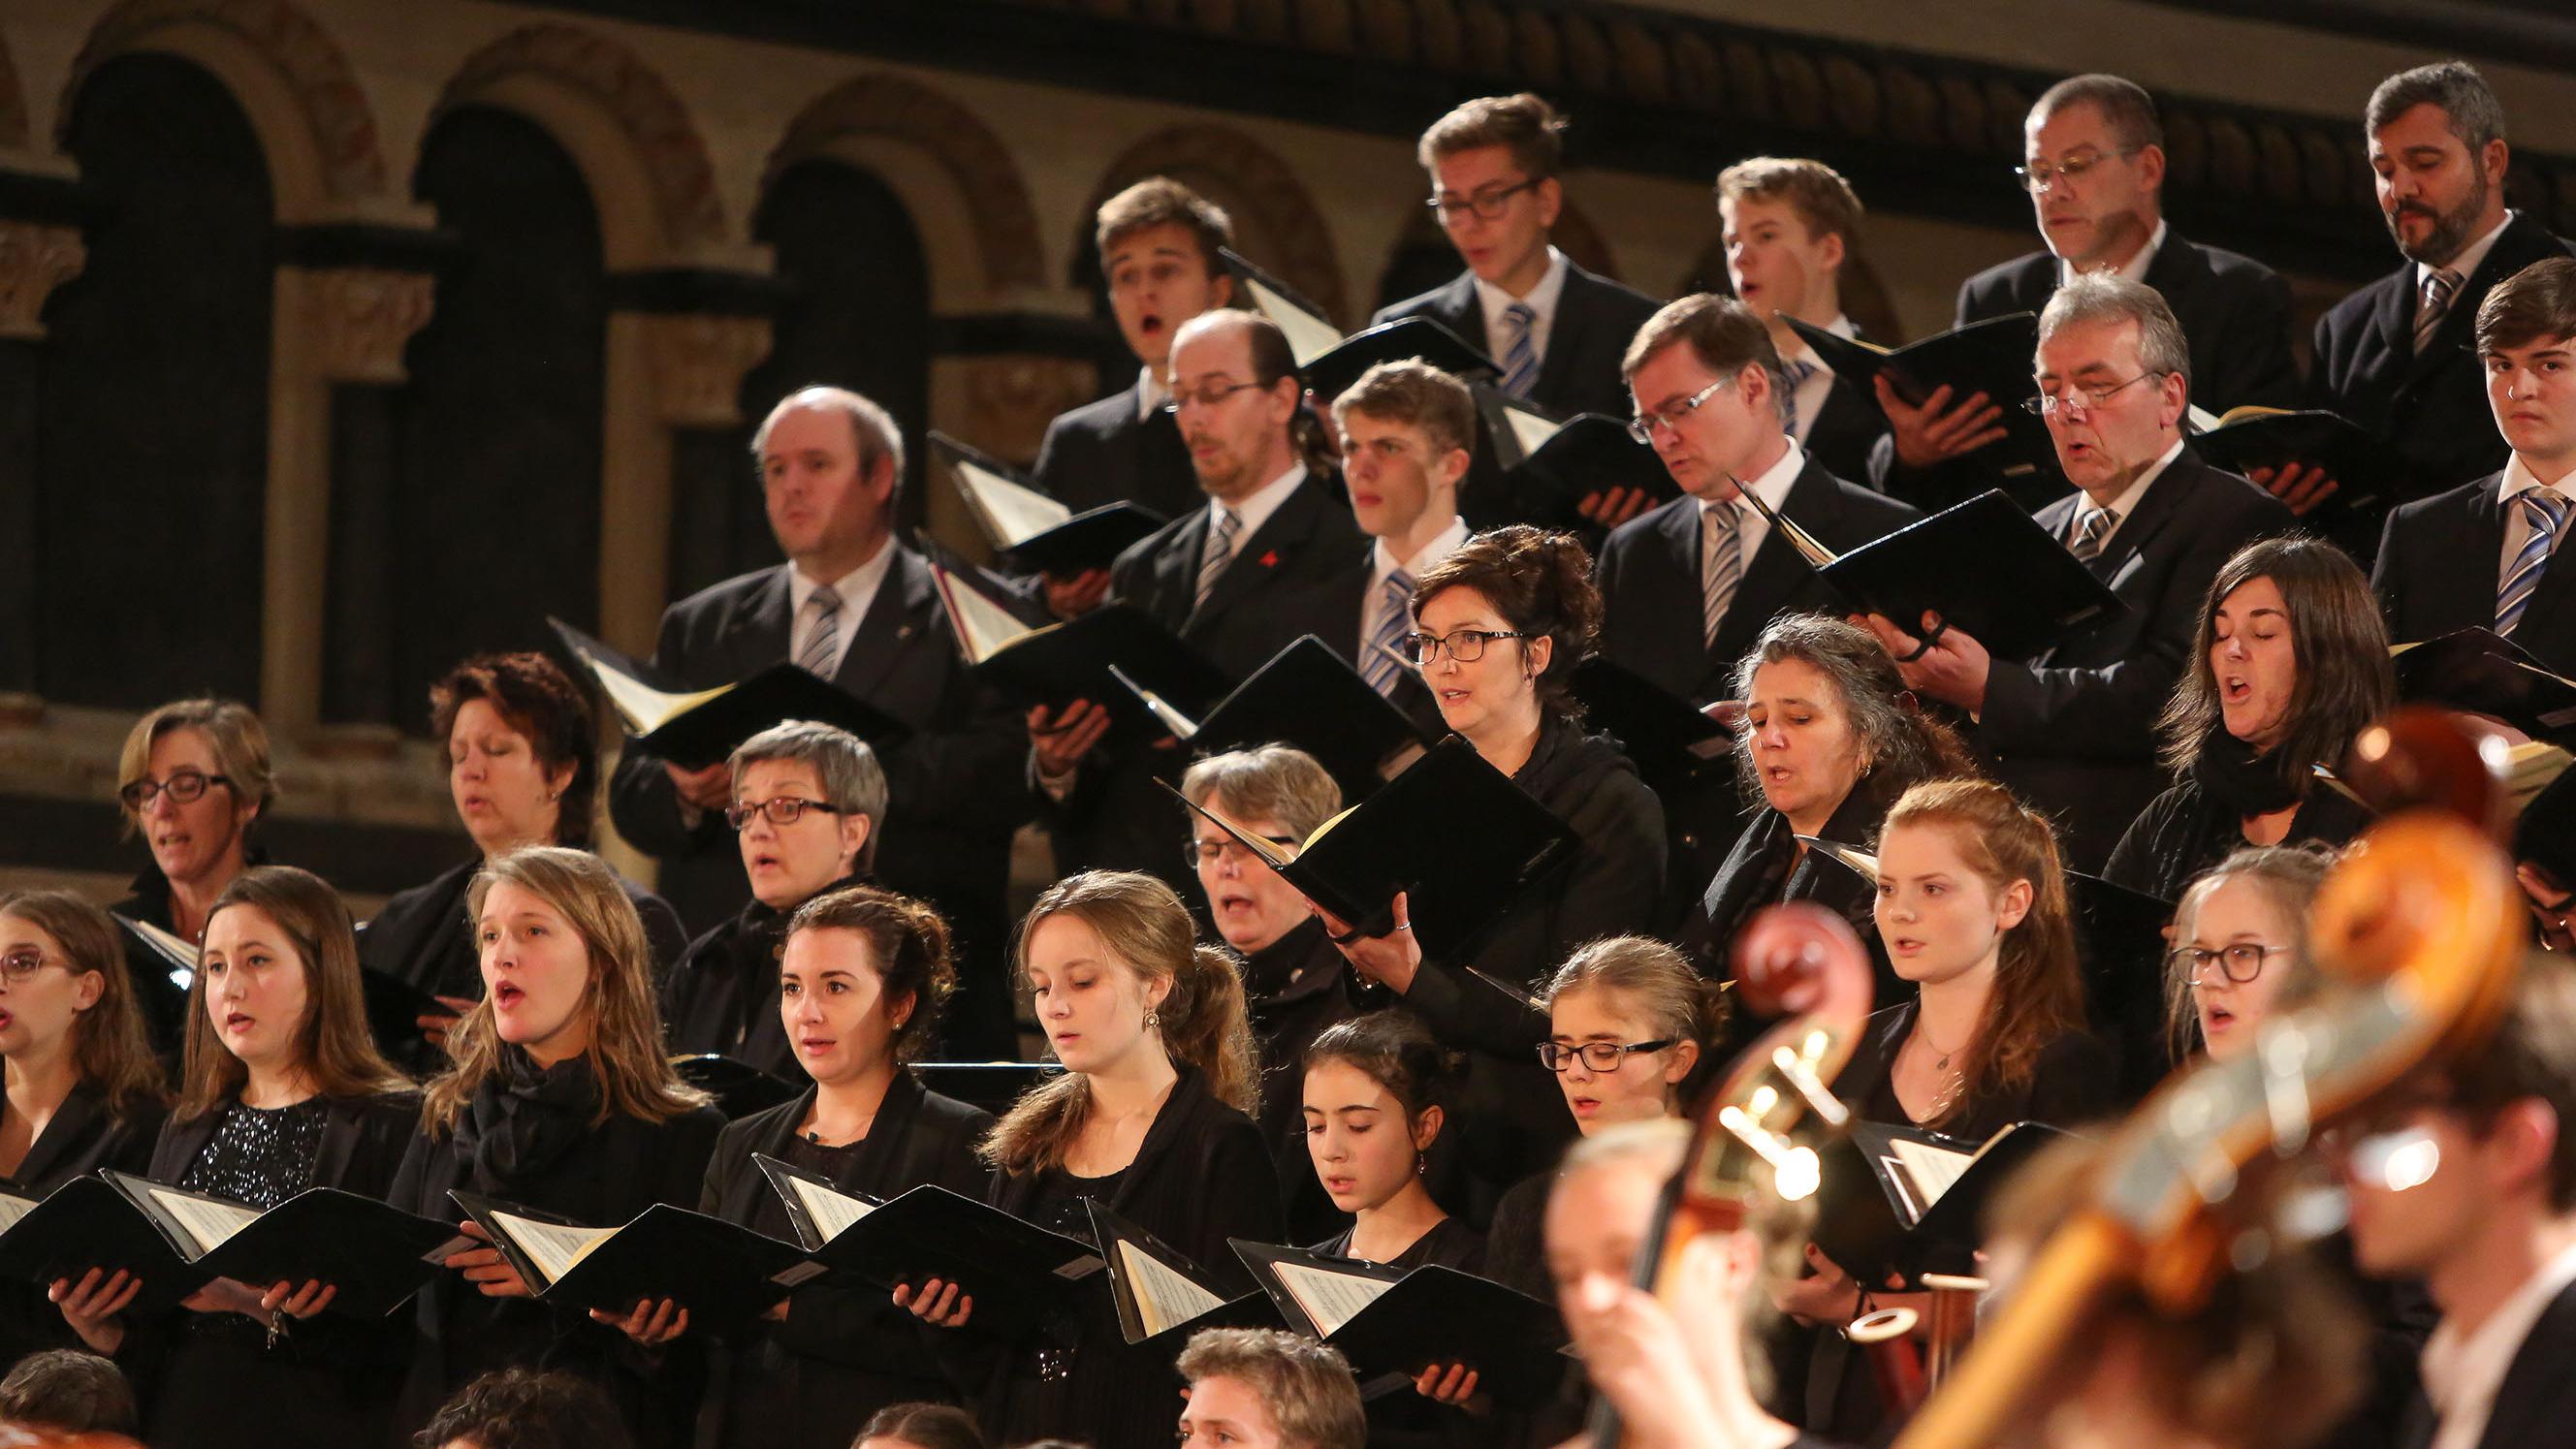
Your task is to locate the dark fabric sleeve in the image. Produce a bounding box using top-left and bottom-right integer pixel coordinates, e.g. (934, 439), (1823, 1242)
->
(1545, 770), (1668, 959)
(1176, 1114), (1286, 1298)
(2101, 787), (2185, 899)
(2222, 266), (2304, 412)
(876, 671), (1036, 839)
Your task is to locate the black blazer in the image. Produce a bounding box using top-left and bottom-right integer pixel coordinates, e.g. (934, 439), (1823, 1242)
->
(2402, 1278), (2576, 1449)
(1800, 367), (1893, 489)
(1976, 452), (2292, 871)
(693, 1076), (992, 1449)
(2314, 212), (2573, 527)
(2374, 470), (2576, 676)
(1303, 540), (1452, 738)
(0, 1083), (165, 1366)
(605, 547), (1031, 943)
(1031, 378), (1203, 525)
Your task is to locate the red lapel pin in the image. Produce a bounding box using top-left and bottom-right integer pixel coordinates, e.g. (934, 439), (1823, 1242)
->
(1259, 550), (1279, 568)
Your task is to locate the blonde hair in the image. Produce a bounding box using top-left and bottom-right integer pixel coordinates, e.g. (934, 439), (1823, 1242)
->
(422, 847), (707, 1133)
(1176, 1328), (1365, 1449)
(1539, 936), (1724, 1051)
(980, 871), (1258, 1177)
(180, 867), (412, 1121)
(2163, 845), (2336, 1060)
(0, 892), (168, 1125)
(115, 698), (275, 838)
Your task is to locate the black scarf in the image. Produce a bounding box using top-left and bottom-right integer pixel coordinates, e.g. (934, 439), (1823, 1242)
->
(452, 1047), (601, 1193)
(2189, 730), (2304, 818)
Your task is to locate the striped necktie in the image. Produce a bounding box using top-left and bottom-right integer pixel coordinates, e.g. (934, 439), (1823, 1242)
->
(1363, 568), (1415, 699)
(796, 583), (843, 678)
(1701, 500), (1742, 648)
(2068, 507), (2117, 563)
(1500, 301), (1540, 397)
(1784, 358), (1820, 434)
(2415, 267), (2463, 356)
(2497, 488), (2572, 638)
(1194, 508), (1242, 613)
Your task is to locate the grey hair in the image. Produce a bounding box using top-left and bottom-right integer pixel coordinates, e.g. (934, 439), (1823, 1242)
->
(1729, 614), (1974, 811)
(727, 719), (887, 862)
(2039, 273), (2192, 391)
(2367, 61), (2506, 154)
(1180, 744), (1343, 841)
(2029, 74), (2164, 152)
(749, 384), (906, 485)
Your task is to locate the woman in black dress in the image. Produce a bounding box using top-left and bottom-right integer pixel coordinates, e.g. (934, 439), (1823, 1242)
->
(898, 870), (1281, 1448)
(664, 885), (993, 1449)
(0, 892), (168, 1369)
(2104, 535), (2391, 904)
(388, 845), (725, 1447)
(50, 866), (419, 1448)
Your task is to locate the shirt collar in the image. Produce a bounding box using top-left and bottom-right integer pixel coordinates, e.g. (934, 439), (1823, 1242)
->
(2500, 452), (2576, 501)
(787, 535), (898, 624)
(1706, 436), (1805, 519)
(1474, 245), (1571, 325)
(1210, 461), (1308, 544)
(2424, 210), (2517, 291)
(2058, 217), (2168, 287)
(2084, 436), (2185, 527)
(2421, 1239), (2576, 1431)
(1135, 366), (1170, 422)
(1372, 514), (1471, 583)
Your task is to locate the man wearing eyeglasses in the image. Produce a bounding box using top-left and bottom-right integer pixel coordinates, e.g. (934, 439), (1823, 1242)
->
(1863, 276), (2289, 870)
(1597, 294), (1919, 920)
(1373, 92), (1661, 530)
(1876, 74), (2298, 504)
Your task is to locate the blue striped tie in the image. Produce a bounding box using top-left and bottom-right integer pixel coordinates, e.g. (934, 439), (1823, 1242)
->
(2497, 488), (2572, 638)
(1500, 301), (1540, 397)
(1784, 358), (1819, 434)
(1363, 569), (1415, 698)
(796, 584), (843, 678)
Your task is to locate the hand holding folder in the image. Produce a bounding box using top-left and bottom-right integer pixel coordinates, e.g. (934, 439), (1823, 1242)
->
(1474, 385), (1677, 529)
(1230, 1240), (1568, 1407)
(1810, 1120), (2074, 1286)
(752, 1166), (1103, 1339)
(928, 564), (1233, 745)
(449, 1191), (811, 1335)
(1113, 636), (1430, 803)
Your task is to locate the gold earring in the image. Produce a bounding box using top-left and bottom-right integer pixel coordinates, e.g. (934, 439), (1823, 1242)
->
(1144, 1009), (1161, 1029)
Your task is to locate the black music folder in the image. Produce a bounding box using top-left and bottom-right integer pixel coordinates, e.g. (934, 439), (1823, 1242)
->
(547, 616), (911, 771)
(747, 1173), (1102, 1338)
(1114, 635), (1430, 803)
(672, 1054), (802, 1119)
(1742, 487), (2124, 660)
(1230, 1240), (1568, 1406)
(1811, 1120), (2072, 1285)
(2393, 628), (2576, 743)
(1221, 247), (1498, 398)
(935, 432), (1164, 576)
(2185, 407), (2390, 518)
(1570, 655), (1736, 792)
(1222, 248), (1346, 372)
(0, 1176), (205, 1314)
(1788, 313), (2057, 488)
(1168, 737), (1579, 959)
(929, 565), (1233, 741)
(1087, 1201), (1276, 1356)
(1478, 387), (1678, 526)
(449, 1191), (811, 1332)
(111, 912), (197, 1040)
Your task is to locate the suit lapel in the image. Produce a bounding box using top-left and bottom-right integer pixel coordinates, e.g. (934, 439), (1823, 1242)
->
(311, 1098), (363, 1192)
(2367, 266), (2417, 388)
(721, 1088), (816, 1224)
(833, 549), (929, 702)
(1716, 461), (1837, 666)
(1193, 480), (1321, 630)
(1532, 268), (1595, 405)
(2475, 1279), (2576, 1449)
(723, 567), (797, 665)
(1433, 273), (1489, 355)
(1656, 496), (1710, 667)
(2091, 457), (2203, 590)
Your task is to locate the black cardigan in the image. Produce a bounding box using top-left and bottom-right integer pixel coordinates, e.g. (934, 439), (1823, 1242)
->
(692, 1075), (994, 1449)
(0, 1082), (166, 1366)
(2101, 774), (2375, 904)
(1240, 918), (1375, 1244)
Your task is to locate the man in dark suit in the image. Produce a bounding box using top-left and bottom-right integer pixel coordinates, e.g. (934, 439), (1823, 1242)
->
(1025, 177), (1238, 621)
(1714, 157), (1892, 486)
(1312, 359), (1473, 738)
(2375, 257), (2576, 676)
(2337, 962), (2576, 1449)
(1034, 310), (1362, 885)
(607, 386), (1029, 1053)
(1598, 295), (1920, 918)
(1865, 276), (2290, 870)
(1877, 74), (2300, 507)
(2300, 62), (2573, 542)
(1373, 92), (1661, 531)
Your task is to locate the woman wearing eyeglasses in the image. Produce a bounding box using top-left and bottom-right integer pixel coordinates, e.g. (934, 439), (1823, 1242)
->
(2104, 536), (2390, 905)
(1319, 525), (1667, 1212)
(111, 698), (276, 1051)
(658, 722), (882, 1094)
(362, 653), (689, 1064)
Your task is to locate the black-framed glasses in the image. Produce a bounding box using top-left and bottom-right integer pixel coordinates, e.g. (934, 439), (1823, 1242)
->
(725, 797), (847, 831)
(1537, 1039), (1676, 1073)
(1159, 379), (1272, 414)
(2012, 146), (2142, 194)
(1425, 178), (1542, 221)
(1406, 628), (1534, 665)
(0, 950), (62, 984)
(2023, 371), (2162, 418)
(2169, 942), (2292, 986)
(1183, 835), (1298, 869)
(1626, 376), (1734, 444)
(118, 771), (231, 810)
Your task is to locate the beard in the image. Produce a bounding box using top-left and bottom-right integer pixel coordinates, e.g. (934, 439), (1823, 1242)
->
(2385, 166), (2492, 266)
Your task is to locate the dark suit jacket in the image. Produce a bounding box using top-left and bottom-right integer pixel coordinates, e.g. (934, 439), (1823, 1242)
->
(1303, 539), (1451, 739)
(2402, 1279), (2576, 1449)
(1800, 367), (1893, 489)
(605, 547), (1029, 949)
(1030, 377), (1202, 524)
(1978, 451), (2292, 870)
(2375, 470), (2576, 677)
(2315, 213), (2572, 520)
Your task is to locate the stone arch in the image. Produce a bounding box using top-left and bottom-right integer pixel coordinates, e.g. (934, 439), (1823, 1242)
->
(431, 21), (724, 271)
(1084, 124), (1349, 327)
(53, 0), (389, 223)
(765, 74), (1045, 310)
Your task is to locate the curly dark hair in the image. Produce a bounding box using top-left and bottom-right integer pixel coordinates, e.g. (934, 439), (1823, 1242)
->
(429, 651), (600, 848)
(856, 1402), (987, 1449)
(784, 885), (961, 1063)
(414, 1369), (631, 1449)
(1410, 524), (1602, 720)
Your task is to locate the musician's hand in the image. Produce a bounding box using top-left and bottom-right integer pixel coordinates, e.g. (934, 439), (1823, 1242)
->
(1030, 701), (1112, 777)
(1576, 487), (1655, 530)
(1316, 893), (1421, 995)
(447, 1220), (532, 1299)
(258, 1278), (337, 1320)
(179, 1277), (266, 1316)
(1876, 378), (2007, 469)
(592, 1296), (689, 1346)
(1772, 1244), (1861, 1327)
(894, 1276), (974, 1329)
(1043, 568), (1112, 620)
(2247, 462), (2339, 518)
(2519, 863), (2576, 952)
(1413, 1361), (1480, 1409)
(663, 760), (734, 812)
(1859, 611), (1990, 715)
(50, 1268), (137, 1355)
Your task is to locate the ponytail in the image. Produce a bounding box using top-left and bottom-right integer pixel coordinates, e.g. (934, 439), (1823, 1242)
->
(1165, 944), (1260, 1115)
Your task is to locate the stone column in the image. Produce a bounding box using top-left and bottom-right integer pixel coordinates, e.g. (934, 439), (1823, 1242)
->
(0, 218), (88, 701)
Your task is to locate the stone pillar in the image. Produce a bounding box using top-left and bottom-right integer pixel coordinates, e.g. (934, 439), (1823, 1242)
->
(600, 306), (771, 652)
(0, 217), (88, 701)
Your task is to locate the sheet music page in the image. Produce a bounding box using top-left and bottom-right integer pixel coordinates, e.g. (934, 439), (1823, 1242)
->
(954, 457), (1070, 547)
(113, 914), (197, 974)
(1499, 400), (1562, 457)
(787, 1177), (875, 1244)
(1240, 274), (1343, 366)
(145, 1187), (263, 1257)
(1888, 1138), (1977, 1213)
(930, 566), (1036, 663)
(586, 659), (728, 738)
(0, 1191), (41, 1234)
(1119, 1240), (1224, 1337)
(490, 1210), (618, 1286)
(1275, 1260), (1393, 1338)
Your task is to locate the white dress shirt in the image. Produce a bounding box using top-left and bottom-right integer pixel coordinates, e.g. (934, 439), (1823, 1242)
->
(788, 538), (899, 681)
(1780, 314), (1855, 444)
(1712, 436), (1809, 569)
(1134, 365), (1169, 422)
(2495, 454), (2576, 583)
(2420, 1239), (2576, 1449)
(2425, 211), (2516, 299)
(1204, 462), (1309, 565)
(2058, 218), (2168, 286)
(2071, 437), (2186, 553)
(1474, 245), (1572, 364)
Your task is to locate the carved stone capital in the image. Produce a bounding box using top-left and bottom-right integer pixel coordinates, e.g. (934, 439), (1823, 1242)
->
(291, 267), (435, 385)
(0, 221), (85, 341)
(635, 312), (774, 429)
